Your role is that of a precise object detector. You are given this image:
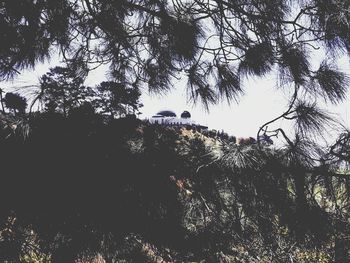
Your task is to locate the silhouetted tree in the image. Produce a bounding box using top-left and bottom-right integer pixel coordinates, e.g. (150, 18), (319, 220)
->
(0, 88), (4, 113)
(3, 92), (27, 115)
(2, 1), (350, 262)
(0, 109), (349, 261)
(2, 0), (350, 164)
(36, 66), (92, 116)
(34, 67), (142, 119)
(1, 1), (349, 111)
(94, 81), (142, 118)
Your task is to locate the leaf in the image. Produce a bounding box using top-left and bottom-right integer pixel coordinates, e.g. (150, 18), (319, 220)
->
(293, 100), (334, 137)
(187, 65), (217, 111)
(310, 61), (349, 104)
(239, 42), (274, 76)
(161, 14), (203, 61)
(216, 63), (243, 103)
(220, 143), (263, 170)
(280, 45), (310, 85)
(3, 92), (27, 114)
(315, 0), (350, 53)
(144, 59), (172, 95)
(281, 135), (324, 168)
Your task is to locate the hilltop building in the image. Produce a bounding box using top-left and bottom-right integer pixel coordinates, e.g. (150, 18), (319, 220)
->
(146, 110), (273, 145)
(149, 110), (193, 125)
(147, 110), (207, 130)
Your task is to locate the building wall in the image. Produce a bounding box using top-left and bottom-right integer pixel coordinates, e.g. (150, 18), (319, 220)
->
(149, 116), (195, 125)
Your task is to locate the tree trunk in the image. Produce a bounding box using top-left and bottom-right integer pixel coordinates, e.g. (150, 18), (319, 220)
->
(0, 91), (5, 113)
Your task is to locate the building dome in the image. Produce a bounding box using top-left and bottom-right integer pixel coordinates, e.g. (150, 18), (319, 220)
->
(156, 110), (177, 117)
(181, 111), (191, 119)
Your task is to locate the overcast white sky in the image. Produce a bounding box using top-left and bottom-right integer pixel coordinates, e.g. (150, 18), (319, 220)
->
(2, 52), (350, 143)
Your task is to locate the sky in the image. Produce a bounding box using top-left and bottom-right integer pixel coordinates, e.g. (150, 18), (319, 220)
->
(2, 52), (350, 143)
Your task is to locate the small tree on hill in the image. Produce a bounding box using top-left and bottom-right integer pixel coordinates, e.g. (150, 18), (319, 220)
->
(37, 66), (92, 116)
(94, 81), (142, 118)
(3, 92), (27, 115)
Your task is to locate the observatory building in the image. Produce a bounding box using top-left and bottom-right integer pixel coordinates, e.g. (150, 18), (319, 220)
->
(149, 110), (195, 125)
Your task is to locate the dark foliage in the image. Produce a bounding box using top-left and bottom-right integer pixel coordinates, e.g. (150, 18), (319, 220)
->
(239, 42), (275, 76)
(310, 61), (350, 104)
(3, 92), (27, 114)
(1, 0), (350, 109)
(280, 45), (310, 85)
(37, 67), (90, 116)
(2, 1), (350, 262)
(0, 0), (72, 79)
(0, 109), (349, 262)
(34, 67), (142, 118)
(293, 100), (334, 137)
(94, 81), (142, 118)
(187, 64), (217, 110)
(216, 63), (243, 103)
(160, 14), (203, 61)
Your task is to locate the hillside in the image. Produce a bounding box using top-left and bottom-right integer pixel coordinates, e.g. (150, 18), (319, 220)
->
(0, 112), (349, 262)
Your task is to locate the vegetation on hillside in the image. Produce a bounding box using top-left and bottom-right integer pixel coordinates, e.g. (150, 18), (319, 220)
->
(0, 100), (350, 262)
(2, 0), (350, 262)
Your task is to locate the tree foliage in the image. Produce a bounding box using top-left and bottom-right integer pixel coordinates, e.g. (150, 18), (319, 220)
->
(2, 1), (350, 262)
(1, 0), (350, 108)
(0, 112), (349, 262)
(3, 92), (27, 115)
(1, 0), (349, 145)
(32, 66), (142, 118)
